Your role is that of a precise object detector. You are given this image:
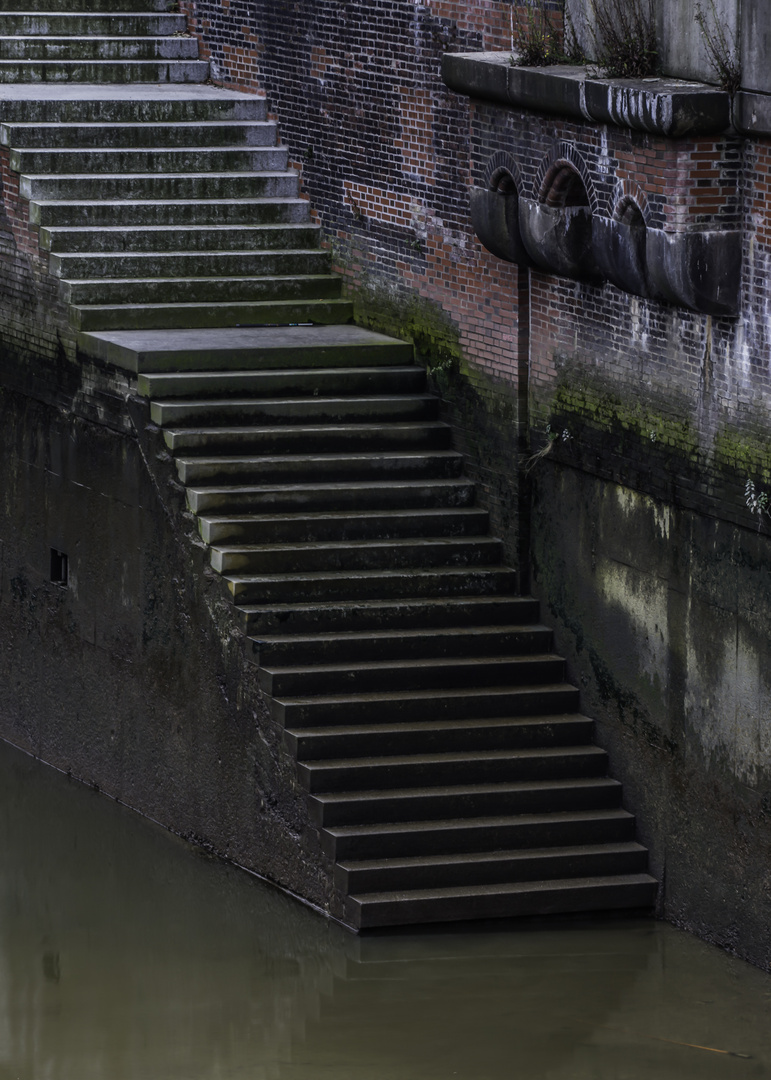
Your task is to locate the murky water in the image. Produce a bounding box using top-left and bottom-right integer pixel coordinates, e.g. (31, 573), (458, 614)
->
(0, 739), (769, 1080)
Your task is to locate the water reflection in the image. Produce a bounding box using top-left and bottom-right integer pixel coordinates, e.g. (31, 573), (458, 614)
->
(0, 739), (768, 1079)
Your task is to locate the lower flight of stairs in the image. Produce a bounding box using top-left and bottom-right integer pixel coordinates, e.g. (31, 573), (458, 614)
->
(81, 324), (658, 930)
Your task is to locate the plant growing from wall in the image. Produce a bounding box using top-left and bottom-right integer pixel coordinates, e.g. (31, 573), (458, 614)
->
(745, 479), (771, 527)
(590, 0), (658, 78)
(695, 0), (741, 93)
(512, 1), (565, 66)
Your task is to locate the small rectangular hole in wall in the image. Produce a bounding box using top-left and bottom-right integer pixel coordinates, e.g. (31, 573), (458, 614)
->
(50, 549), (68, 587)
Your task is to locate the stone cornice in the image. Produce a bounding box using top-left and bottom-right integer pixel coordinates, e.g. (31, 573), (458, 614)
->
(442, 52), (736, 138)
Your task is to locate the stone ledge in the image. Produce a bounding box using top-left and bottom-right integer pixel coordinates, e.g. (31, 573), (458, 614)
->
(442, 52), (732, 138)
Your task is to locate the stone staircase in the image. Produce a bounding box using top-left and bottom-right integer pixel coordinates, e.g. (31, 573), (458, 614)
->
(0, 0), (657, 928)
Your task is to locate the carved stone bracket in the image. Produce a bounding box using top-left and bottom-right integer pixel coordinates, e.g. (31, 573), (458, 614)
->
(470, 184), (741, 316)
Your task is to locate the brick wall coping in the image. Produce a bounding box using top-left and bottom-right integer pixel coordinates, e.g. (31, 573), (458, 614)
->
(442, 51), (734, 138)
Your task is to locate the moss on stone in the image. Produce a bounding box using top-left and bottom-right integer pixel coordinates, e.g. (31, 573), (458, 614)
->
(344, 280), (463, 375)
(713, 428), (771, 486)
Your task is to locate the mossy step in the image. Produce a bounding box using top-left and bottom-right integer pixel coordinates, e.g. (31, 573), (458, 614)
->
(298, 746), (608, 794)
(252, 620), (549, 666)
(237, 594), (536, 635)
(50, 248), (330, 279)
(0, 59), (210, 82)
(311, 776), (622, 828)
(198, 505), (486, 546)
(212, 535), (502, 575)
(175, 450), (464, 489)
(186, 477), (474, 516)
(161, 421), (451, 456)
(140, 364), (423, 399)
(6, 120), (277, 150)
(71, 298), (352, 332)
(21, 170), (299, 201)
(42, 223), (321, 253)
(32, 196), (306, 228)
(0, 0), (174, 11)
(0, 36), (200, 61)
(225, 565), (518, 606)
(0, 14), (186, 35)
(0, 90), (265, 125)
(345, 873), (658, 929)
(64, 273), (338, 307)
(151, 393), (439, 428)
(79, 324), (414, 372)
(273, 680), (577, 727)
(12, 145), (287, 173)
(285, 713), (592, 760)
(262, 651), (562, 697)
(323, 807), (638, 862)
(335, 841), (650, 894)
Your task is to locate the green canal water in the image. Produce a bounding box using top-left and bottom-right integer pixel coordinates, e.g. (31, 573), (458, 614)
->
(0, 738), (769, 1080)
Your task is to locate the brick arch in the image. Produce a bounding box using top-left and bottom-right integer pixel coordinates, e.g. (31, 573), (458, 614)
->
(534, 143), (598, 214)
(482, 151), (524, 195)
(611, 179), (652, 226)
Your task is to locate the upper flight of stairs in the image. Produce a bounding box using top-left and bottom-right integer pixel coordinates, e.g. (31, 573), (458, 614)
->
(2, 0), (658, 928)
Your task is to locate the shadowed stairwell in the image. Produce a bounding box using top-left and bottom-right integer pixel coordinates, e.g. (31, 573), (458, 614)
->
(0, 0), (657, 928)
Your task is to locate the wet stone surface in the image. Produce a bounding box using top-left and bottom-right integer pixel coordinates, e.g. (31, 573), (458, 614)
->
(0, 737), (769, 1080)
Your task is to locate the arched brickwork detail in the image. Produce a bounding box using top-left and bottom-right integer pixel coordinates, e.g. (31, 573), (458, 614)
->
(483, 151), (524, 195)
(534, 143), (598, 213)
(611, 179), (652, 226)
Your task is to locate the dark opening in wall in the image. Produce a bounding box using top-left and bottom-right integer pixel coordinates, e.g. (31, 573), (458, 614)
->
(50, 549), (68, 587)
(614, 196), (646, 229)
(539, 162), (590, 208)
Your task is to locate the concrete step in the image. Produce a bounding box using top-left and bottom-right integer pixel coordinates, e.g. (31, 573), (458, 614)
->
(20, 170), (300, 201)
(162, 422), (452, 456)
(262, 652), (562, 697)
(335, 841), (651, 894)
(0, 59), (210, 82)
(299, 746), (609, 794)
(80, 324), (414, 373)
(71, 298), (353, 332)
(42, 223), (321, 253)
(212, 536), (503, 575)
(12, 145), (287, 173)
(186, 477), (475, 517)
(0, 14), (187, 36)
(345, 873), (658, 929)
(176, 450), (463, 488)
(284, 713), (593, 761)
(0, 89), (266, 125)
(63, 274), (339, 307)
(152, 394), (439, 429)
(31, 197), (308, 228)
(323, 807), (638, 861)
(238, 594), (537, 636)
(311, 777), (623, 828)
(0, 0), (177, 11)
(253, 622), (550, 666)
(50, 248), (330, 280)
(273, 680), (577, 727)
(4, 120), (277, 149)
(140, 365), (424, 400)
(0, 36), (200, 61)
(226, 565), (518, 606)
(199, 506), (488, 546)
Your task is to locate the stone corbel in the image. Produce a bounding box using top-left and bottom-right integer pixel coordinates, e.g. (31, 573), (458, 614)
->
(518, 199), (603, 283)
(469, 187), (533, 266)
(646, 229), (742, 317)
